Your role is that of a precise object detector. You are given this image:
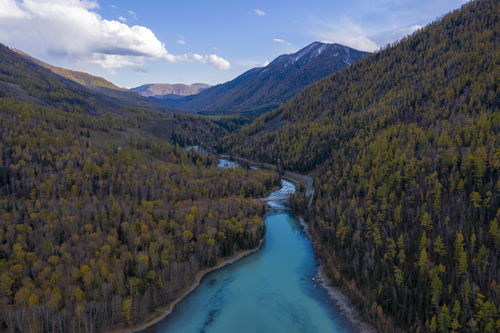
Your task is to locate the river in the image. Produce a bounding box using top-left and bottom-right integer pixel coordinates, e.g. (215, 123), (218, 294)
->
(144, 161), (355, 333)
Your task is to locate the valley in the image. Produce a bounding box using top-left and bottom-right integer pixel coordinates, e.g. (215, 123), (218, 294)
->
(144, 176), (359, 333)
(0, 0), (498, 332)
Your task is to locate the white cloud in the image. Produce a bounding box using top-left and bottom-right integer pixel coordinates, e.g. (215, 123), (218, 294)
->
(167, 53), (230, 70)
(127, 9), (137, 20)
(309, 3), (432, 53)
(251, 9), (266, 16)
(118, 16), (126, 22)
(0, 0), (231, 71)
(0, 0), (29, 18)
(109, 4), (116, 9)
(232, 58), (270, 69)
(206, 54), (230, 70)
(167, 53), (231, 70)
(368, 24), (424, 48)
(90, 53), (143, 72)
(409, 25), (423, 33)
(177, 35), (186, 45)
(313, 20), (424, 52)
(272, 38), (291, 45)
(311, 18), (379, 52)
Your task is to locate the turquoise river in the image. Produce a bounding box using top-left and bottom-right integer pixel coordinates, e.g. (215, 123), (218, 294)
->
(144, 176), (355, 333)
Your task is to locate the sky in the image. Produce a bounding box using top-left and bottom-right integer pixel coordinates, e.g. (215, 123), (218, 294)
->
(0, 0), (469, 88)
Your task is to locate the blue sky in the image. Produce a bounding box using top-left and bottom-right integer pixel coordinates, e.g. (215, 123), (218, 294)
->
(0, 0), (469, 88)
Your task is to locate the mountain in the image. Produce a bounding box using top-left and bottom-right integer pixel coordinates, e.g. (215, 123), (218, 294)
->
(161, 42), (369, 115)
(13, 48), (171, 111)
(225, 0), (498, 331)
(0, 43), (126, 115)
(132, 83), (211, 99)
(0, 41), (278, 333)
(0, 44), (231, 147)
(13, 49), (126, 91)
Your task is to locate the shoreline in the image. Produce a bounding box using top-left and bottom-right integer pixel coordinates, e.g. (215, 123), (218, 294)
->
(114, 160), (371, 333)
(270, 172), (373, 332)
(296, 216), (374, 333)
(108, 238), (264, 333)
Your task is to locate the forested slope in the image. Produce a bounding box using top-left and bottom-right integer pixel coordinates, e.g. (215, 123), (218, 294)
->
(0, 44), (231, 148)
(13, 47), (173, 112)
(226, 0), (499, 331)
(0, 46), (279, 332)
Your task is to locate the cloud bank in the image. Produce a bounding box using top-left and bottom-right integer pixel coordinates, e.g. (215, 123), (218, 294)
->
(0, 0), (230, 70)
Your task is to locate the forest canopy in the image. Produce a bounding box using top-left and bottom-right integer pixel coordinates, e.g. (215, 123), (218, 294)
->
(226, 0), (499, 331)
(0, 95), (277, 332)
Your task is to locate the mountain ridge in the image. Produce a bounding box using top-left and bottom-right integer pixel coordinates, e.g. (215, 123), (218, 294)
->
(160, 42), (369, 115)
(0, 43), (232, 147)
(132, 83), (211, 99)
(12, 48), (127, 91)
(11, 47), (171, 112)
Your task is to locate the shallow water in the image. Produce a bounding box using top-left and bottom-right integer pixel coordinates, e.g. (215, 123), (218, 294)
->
(147, 175), (354, 333)
(184, 145), (210, 155)
(216, 159), (239, 169)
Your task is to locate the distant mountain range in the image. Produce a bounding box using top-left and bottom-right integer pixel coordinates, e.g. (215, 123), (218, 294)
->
(132, 83), (212, 99)
(11, 42), (369, 117)
(158, 42), (369, 115)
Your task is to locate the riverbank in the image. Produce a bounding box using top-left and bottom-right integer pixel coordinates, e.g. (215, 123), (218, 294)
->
(228, 156), (373, 332)
(285, 172), (373, 333)
(221, 155), (314, 205)
(146, 178), (361, 332)
(107, 239), (264, 333)
(129, 150), (370, 332)
(296, 217), (374, 333)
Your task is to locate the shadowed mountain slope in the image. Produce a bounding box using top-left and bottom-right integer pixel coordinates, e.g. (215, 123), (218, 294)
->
(161, 42), (369, 115)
